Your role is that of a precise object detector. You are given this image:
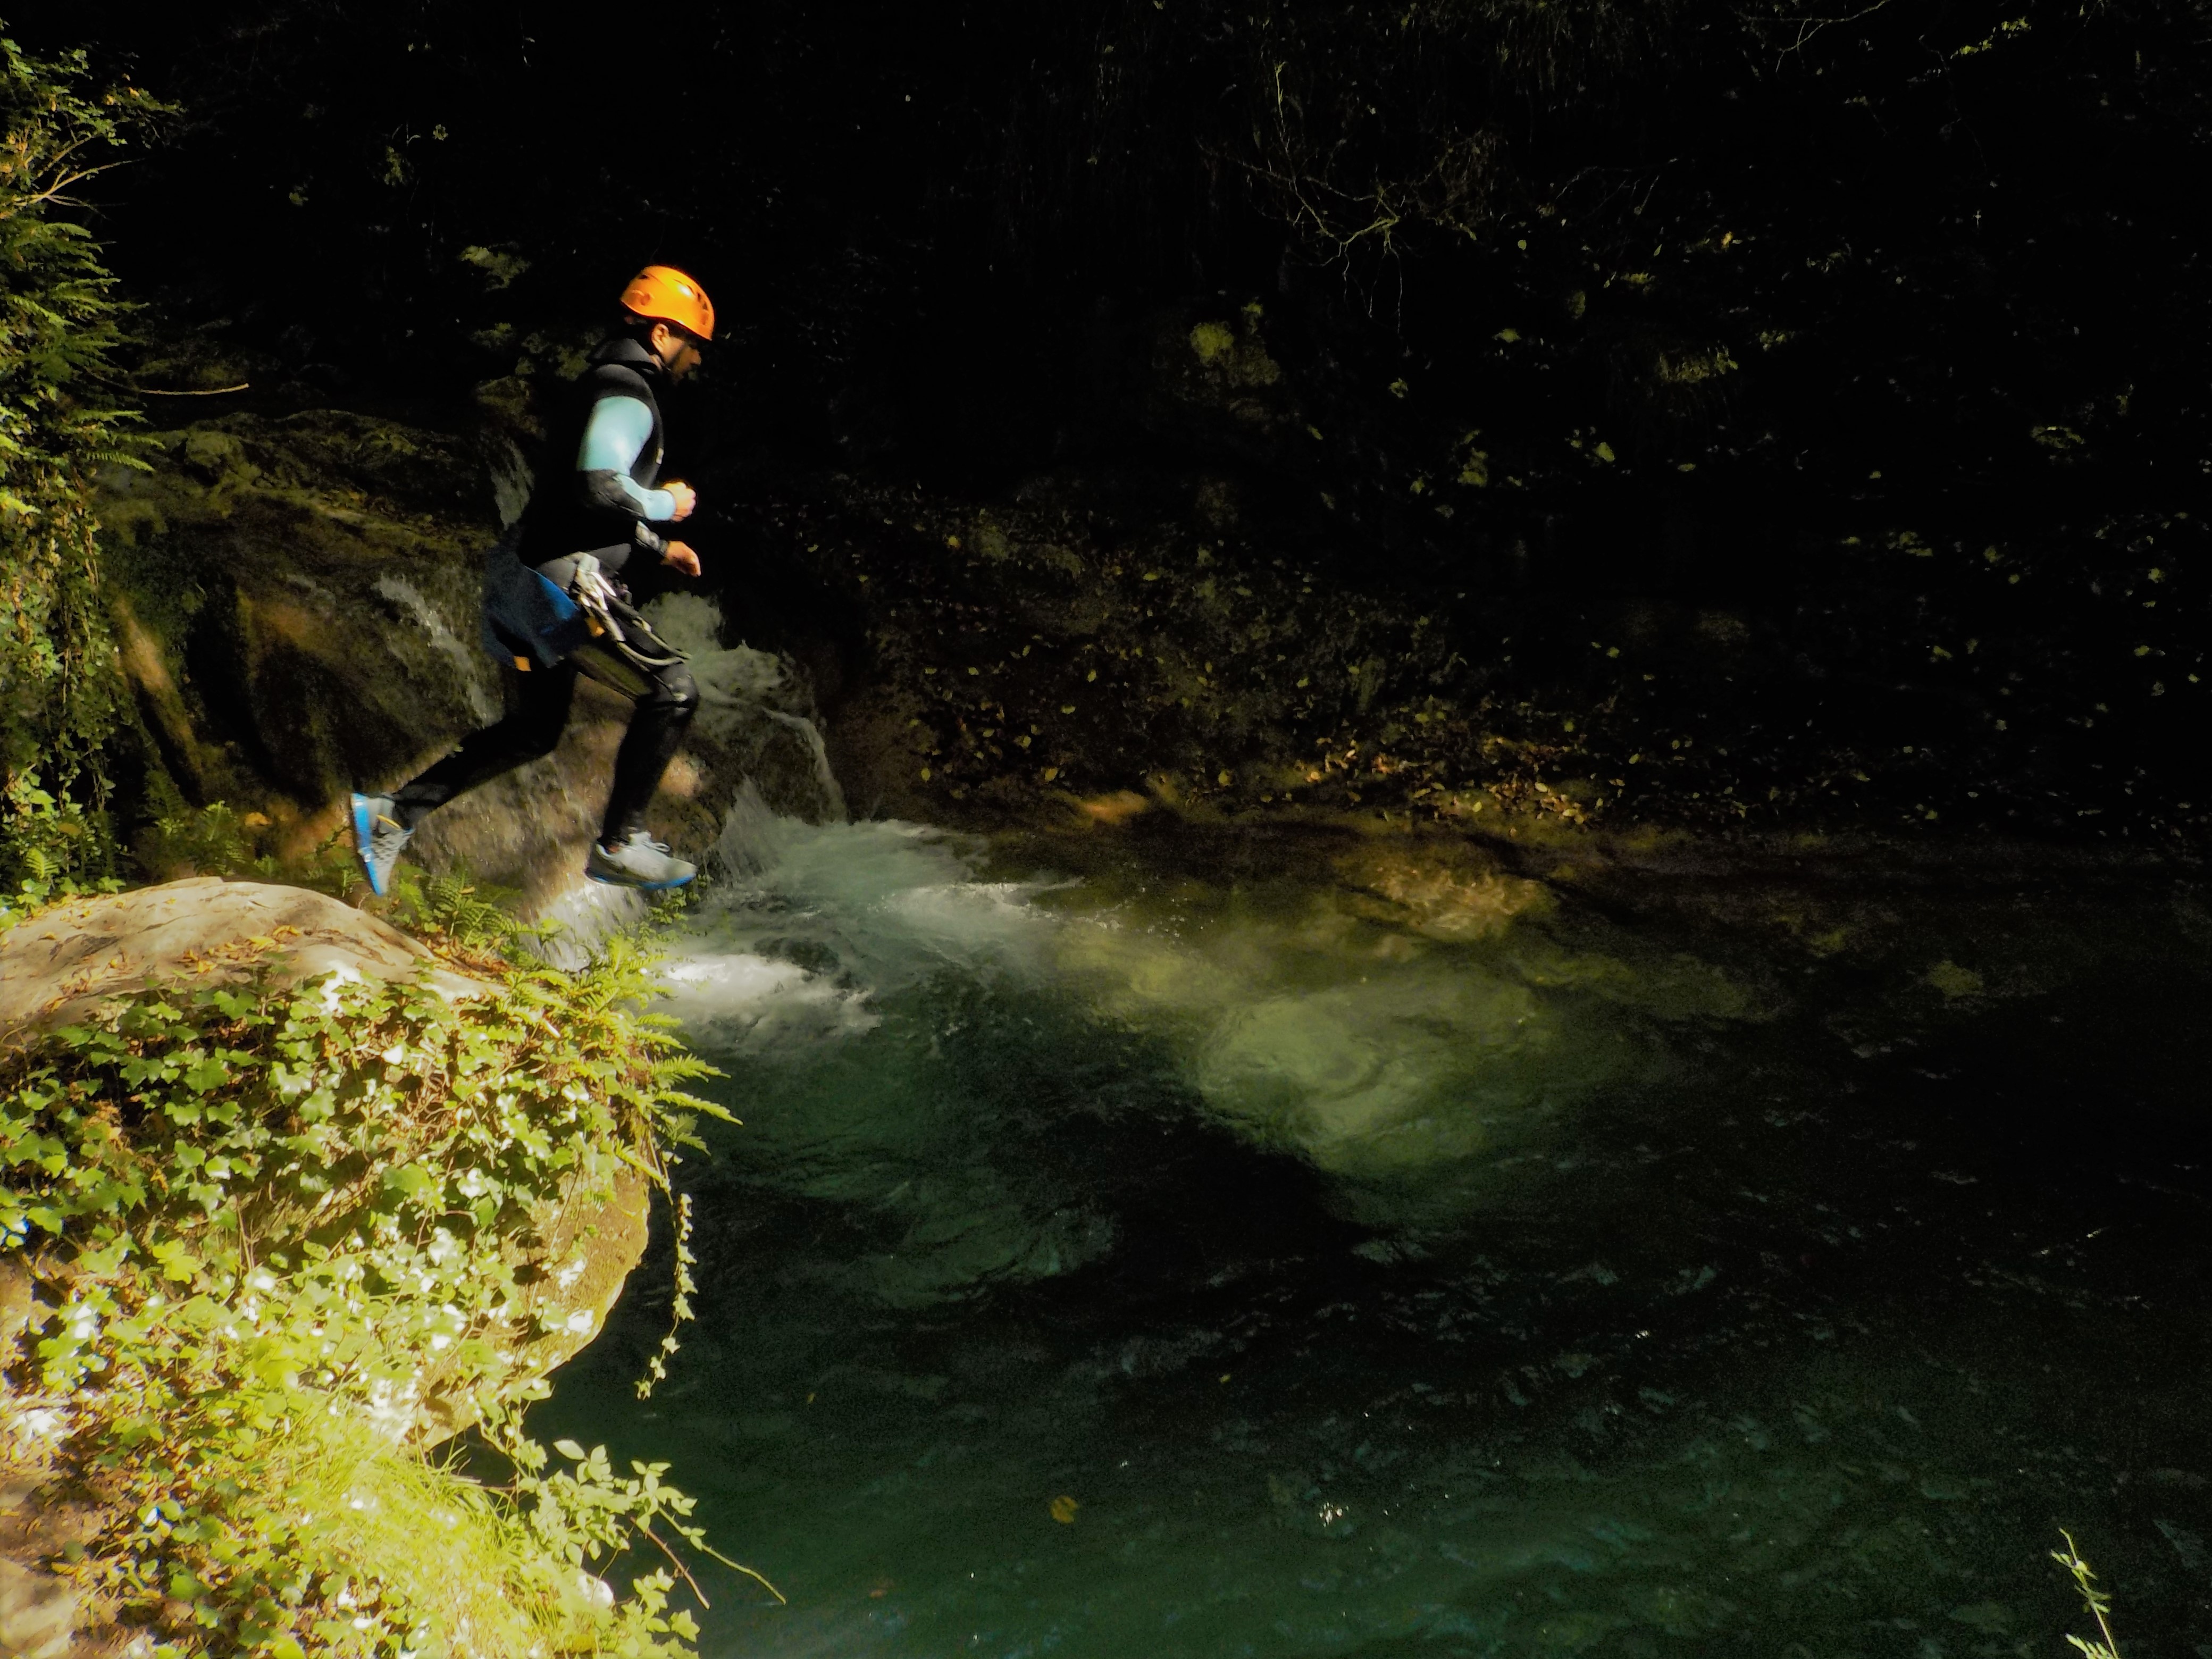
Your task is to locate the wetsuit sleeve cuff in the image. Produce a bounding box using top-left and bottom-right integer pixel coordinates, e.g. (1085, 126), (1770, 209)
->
(632, 522), (668, 558)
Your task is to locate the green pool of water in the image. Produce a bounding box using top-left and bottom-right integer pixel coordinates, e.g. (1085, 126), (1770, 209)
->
(539, 805), (2212, 1656)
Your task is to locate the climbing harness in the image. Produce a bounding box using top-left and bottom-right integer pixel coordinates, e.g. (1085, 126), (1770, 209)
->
(566, 555), (688, 673)
(480, 535), (686, 676)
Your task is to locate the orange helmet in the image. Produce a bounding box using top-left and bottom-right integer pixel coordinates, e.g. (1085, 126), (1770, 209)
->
(619, 265), (714, 341)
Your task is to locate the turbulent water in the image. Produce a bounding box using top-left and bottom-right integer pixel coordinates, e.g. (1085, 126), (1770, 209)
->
(538, 803), (2212, 1657)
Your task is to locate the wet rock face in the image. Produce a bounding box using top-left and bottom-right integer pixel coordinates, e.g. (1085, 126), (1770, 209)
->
(97, 412), (841, 911)
(97, 412), (503, 844)
(701, 298), (1523, 834)
(739, 460), (1446, 831)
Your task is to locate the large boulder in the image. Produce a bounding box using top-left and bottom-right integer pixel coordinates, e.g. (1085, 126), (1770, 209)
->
(0, 879), (648, 1392)
(0, 876), (480, 1042)
(0, 879), (653, 1648)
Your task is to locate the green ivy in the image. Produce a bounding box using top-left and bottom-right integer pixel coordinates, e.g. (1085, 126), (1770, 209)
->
(0, 931), (743, 1656)
(1, 34), (169, 882)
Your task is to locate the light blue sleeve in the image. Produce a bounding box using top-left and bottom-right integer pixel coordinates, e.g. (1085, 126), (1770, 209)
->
(577, 396), (677, 521)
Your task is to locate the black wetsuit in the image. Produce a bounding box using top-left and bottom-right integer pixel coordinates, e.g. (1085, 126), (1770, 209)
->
(390, 337), (699, 842)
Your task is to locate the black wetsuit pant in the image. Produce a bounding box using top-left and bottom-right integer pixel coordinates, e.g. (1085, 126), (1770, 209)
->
(390, 638), (698, 845)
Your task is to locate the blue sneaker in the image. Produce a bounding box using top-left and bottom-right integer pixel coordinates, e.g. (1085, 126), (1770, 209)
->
(585, 831), (695, 891)
(351, 792), (413, 896)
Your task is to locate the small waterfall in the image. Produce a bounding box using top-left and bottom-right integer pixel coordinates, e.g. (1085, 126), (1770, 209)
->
(374, 573), (499, 722)
(640, 593), (846, 826)
(706, 775), (787, 877)
(641, 593), (793, 743)
(487, 437), (533, 530)
(766, 709), (848, 824)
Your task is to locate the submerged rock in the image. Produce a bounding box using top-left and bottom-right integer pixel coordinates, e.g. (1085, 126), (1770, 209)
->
(1334, 839), (1553, 941)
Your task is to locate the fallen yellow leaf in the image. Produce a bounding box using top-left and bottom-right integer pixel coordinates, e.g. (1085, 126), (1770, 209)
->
(1050, 1495), (1079, 1524)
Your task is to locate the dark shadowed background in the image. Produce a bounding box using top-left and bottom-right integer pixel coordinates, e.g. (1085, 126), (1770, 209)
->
(21, 0), (2212, 840)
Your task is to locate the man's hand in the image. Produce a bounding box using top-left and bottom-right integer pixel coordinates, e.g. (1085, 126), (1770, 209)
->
(663, 480), (698, 522)
(661, 540), (701, 579)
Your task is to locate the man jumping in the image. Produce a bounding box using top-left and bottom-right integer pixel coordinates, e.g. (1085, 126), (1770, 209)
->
(351, 264), (714, 895)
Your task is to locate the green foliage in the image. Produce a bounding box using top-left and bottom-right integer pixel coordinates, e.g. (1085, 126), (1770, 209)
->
(0, 770), (128, 937)
(0, 766), (117, 891)
(139, 798), (261, 879)
(0, 934), (741, 1655)
(2051, 1531), (2123, 1659)
(386, 863), (542, 956)
(0, 33), (166, 876)
(138, 799), (363, 902)
(135, 801), (565, 959)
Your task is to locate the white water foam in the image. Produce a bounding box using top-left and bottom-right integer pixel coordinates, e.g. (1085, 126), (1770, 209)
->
(512, 597), (847, 970)
(531, 880), (653, 970)
(658, 791), (1700, 1215)
(653, 783), (1054, 1050)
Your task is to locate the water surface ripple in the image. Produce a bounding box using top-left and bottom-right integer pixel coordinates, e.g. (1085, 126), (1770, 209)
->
(540, 807), (2212, 1656)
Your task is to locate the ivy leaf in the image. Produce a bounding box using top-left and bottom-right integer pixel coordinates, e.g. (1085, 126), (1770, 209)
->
(381, 1163), (434, 1204)
(149, 1239), (200, 1281)
(76, 1236), (130, 1276)
(183, 1055), (231, 1094)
